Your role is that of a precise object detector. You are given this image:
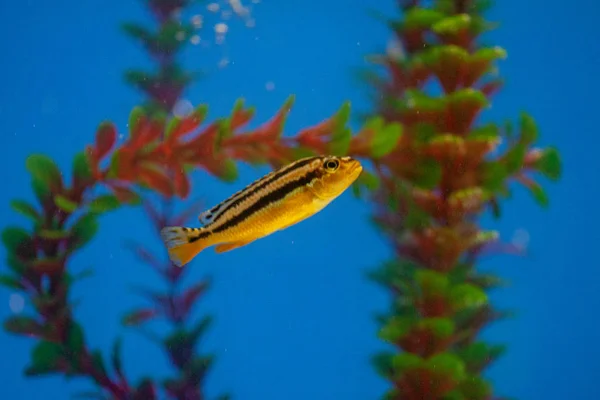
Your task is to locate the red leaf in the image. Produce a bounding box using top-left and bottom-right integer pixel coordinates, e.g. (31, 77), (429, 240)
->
(85, 145), (100, 178)
(112, 148), (136, 181)
(130, 114), (149, 144)
(179, 281), (209, 316)
(122, 309), (158, 326)
(230, 106), (254, 130)
(95, 122), (117, 160)
(108, 183), (140, 204)
(4, 316), (47, 338)
(296, 118), (335, 140)
(124, 241), (165, 276)
(173, 167), (190, 199)
(180, 124), (219, 161)
(171, 107), (207, 140)
(141, 119), (163, 144)
(138, 166), (173, 197)
(480, 80), (503, 97)
(247, 100), (292, 140)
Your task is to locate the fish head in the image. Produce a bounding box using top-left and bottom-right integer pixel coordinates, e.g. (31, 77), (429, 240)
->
(312, 155), (363, 198)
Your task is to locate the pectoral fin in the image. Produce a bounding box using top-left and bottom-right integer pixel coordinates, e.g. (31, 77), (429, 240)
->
(214, 239), (255, 253)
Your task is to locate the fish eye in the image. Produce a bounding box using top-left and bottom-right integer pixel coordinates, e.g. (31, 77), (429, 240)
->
(324, 159), (339, 171)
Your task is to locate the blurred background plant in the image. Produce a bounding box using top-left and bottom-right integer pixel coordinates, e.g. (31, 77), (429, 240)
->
(352, 1), (562, 399)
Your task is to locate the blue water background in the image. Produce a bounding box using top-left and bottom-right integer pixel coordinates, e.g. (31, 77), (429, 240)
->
(0, 0), (598, 399)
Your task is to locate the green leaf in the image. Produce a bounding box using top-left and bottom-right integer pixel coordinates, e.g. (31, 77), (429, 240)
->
(480, 162), (507, 192)
(352, 170), (380, 198)
(54, 195), (79, 213)
(519, 111), (538, 143)
(371, 352), (395, 378)
(4, 316), (44, 336)
(447, 88), (488, 109)
(457, 342), (506, 371)
(91, 350), (107, 377)
(67, 322), (85, 353)
(217, 159), (238, 183)
(425, 353), (466, 382)
(404, 201), (430, 230)
(7, 254), (27, 273)
(32, 176), (52, 203)
(471, 46), (507, 63)
(128, 106), (146, 137)
(370, 122), (402, 158)
(432, 14), (471, 35)
(527, 181), (549, 207)
(458, 375), (492, 399)
(38, 229), (71, 240)
(392, 353), (423, 373)
(26, 340), (64, 376)
(378, 316), (414, 342)
(1, 227), (31, 253)
(416, 270), (449, 294)
(189, 316), (213, 343)
(0, 274), (24, 289)
(10, 200), (40, 222)
(468, 123), (499, 140)
(413, 158), (442, 189)
(89, 195), (121, 214)
(26, 154), (62, 192)
(329, 127), (352, 157)
(121, 22), (151, 41)
(504, 143), (527, 174)
(403, 8), (445, 30)
(405, 89), (445, 112)
(421, 317), (454, 338)
(534, 147), (561, 181)
(111, 338), (123, 377)
(72, 151), (93, 182)
(418, 45), (469, 68)
(70, 214), (99, 250)
(450, 283), (488, 311)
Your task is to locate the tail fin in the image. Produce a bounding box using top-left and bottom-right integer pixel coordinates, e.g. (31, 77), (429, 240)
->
(160, 226), (208, 267)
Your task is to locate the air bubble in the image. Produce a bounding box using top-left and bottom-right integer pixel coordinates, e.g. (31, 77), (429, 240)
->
(173, 99), (194, 118)
(191, 14), (203, 29)
(215, 23), (229, 34)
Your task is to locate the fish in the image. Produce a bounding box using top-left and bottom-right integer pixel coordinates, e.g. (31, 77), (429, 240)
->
(159, 155), (363, 267)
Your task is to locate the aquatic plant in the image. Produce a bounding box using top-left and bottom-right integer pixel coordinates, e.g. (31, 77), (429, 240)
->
(1, 90), (372, 399)
(354, 1), (562, 399)
(0, 1), (364, 399)
(118, 1), (243, 399)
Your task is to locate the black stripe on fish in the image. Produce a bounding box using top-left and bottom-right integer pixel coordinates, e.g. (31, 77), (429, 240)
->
(211, 169), (322, 234)
(205, 156), (320, 225)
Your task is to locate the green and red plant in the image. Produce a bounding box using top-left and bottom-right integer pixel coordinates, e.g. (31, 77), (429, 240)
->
(2, 92), (385, 398)
(352, 1), (562, 399)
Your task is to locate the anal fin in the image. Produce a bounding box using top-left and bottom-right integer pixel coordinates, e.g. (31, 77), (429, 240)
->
(215, 239), (255, 254)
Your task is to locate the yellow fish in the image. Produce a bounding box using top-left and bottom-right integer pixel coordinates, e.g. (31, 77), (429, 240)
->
(160, 155), (363, 267)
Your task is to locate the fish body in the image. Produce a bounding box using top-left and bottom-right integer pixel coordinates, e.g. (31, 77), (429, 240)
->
(160, 155), (363, 267)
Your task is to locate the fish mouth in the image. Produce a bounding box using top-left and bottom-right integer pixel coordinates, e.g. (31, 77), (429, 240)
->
(349, 160), (363, 179)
